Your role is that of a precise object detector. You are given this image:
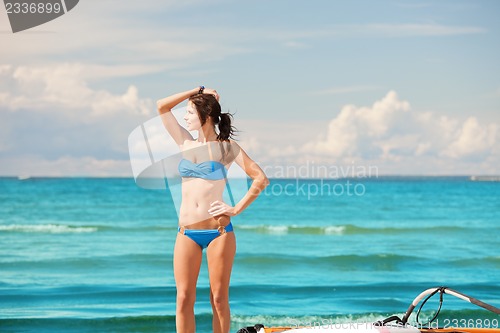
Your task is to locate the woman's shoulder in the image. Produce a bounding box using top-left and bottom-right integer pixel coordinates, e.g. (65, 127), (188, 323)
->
(225, 139), (244, 152)
(226, 139), (241, 147)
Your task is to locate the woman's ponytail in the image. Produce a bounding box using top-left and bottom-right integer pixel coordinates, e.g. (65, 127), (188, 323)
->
(217, 112), (236, 141)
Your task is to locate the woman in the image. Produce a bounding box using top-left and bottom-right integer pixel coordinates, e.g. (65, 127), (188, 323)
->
(157, 86), (269, 333)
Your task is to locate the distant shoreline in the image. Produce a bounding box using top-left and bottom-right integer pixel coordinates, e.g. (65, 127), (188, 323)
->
(2, 175), (499, 180)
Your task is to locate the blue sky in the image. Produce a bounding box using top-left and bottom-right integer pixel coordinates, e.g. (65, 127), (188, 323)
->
(0, 0), (499, 176)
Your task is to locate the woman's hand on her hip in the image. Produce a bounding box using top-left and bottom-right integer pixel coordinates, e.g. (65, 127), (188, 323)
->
(208, 200), (236, 217)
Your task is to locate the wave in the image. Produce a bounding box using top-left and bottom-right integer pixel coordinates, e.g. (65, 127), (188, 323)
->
(3, 250), (497, 271)
(233, 309), (500, 330)
(0, 315), (180, 333)
(2, 310), (498, 333)
(0, 252), (172, 267)
(231, 313), (389, 328)
(236, 224), (477, 235)
(451, 256), (500, 267)
(236, 253), (420, 271)
(0, 222), (182, 234)
(1, 222), (492, 235)
(235, 253), (500, 272)
(0, 224), (98, 233)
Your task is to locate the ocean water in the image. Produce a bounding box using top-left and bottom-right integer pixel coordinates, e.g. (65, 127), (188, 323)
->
(1, 176), (499, 332)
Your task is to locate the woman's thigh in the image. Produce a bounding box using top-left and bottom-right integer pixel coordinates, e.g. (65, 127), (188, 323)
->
(206, 232), (236, 292)
(174, 233), (203, 292)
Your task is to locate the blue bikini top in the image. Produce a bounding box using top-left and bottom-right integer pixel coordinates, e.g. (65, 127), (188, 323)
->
(178, 159), (228, 180)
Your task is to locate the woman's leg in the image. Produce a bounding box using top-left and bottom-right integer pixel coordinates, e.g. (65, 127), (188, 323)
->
(206, 231), (236, 333)
(174, 232), (203, 333)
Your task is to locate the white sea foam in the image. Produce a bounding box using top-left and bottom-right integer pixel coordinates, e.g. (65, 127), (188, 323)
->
(267, 225), (289, 234)
(237, 224), (348, 235)
(231, 313), (388, 327)
(324, 225), (346, 235)
(0, 224), (97, 233)
(237, 225), (289, 234)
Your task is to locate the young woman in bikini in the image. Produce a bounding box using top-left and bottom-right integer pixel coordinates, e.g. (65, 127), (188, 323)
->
(157, 86), (269, 333)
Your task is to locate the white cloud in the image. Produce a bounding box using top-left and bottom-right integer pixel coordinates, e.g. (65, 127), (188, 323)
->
(0, 65), (12, 75)
(90, 85), (152, 117)
(0, 63), (153, 117)
(302, 91), (412, 158)
(0, 63), (158, 176)
(443, 117), (497, 159)
(2, 85), (498, 176)
(246, 91), (499, 176)
(301, 91), (498, 164)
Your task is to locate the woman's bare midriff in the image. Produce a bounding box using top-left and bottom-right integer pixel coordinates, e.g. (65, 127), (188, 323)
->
(179, 177), (230, 229)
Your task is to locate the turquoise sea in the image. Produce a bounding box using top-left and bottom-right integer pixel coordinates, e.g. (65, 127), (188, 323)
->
(1, 176), (499, 332)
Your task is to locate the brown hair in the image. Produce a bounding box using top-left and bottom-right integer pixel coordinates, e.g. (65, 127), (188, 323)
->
(188, 94), (237, 141)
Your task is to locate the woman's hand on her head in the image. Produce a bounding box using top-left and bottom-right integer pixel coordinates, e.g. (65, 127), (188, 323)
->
(208, 200), (236, 217)
(203, 88), (220, 101)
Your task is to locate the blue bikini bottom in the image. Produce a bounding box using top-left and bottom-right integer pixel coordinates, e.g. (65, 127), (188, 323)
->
(178, 222), (233, 249)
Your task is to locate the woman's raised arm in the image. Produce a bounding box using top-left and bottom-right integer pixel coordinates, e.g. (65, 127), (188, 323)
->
(156, 88), (199, 146)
